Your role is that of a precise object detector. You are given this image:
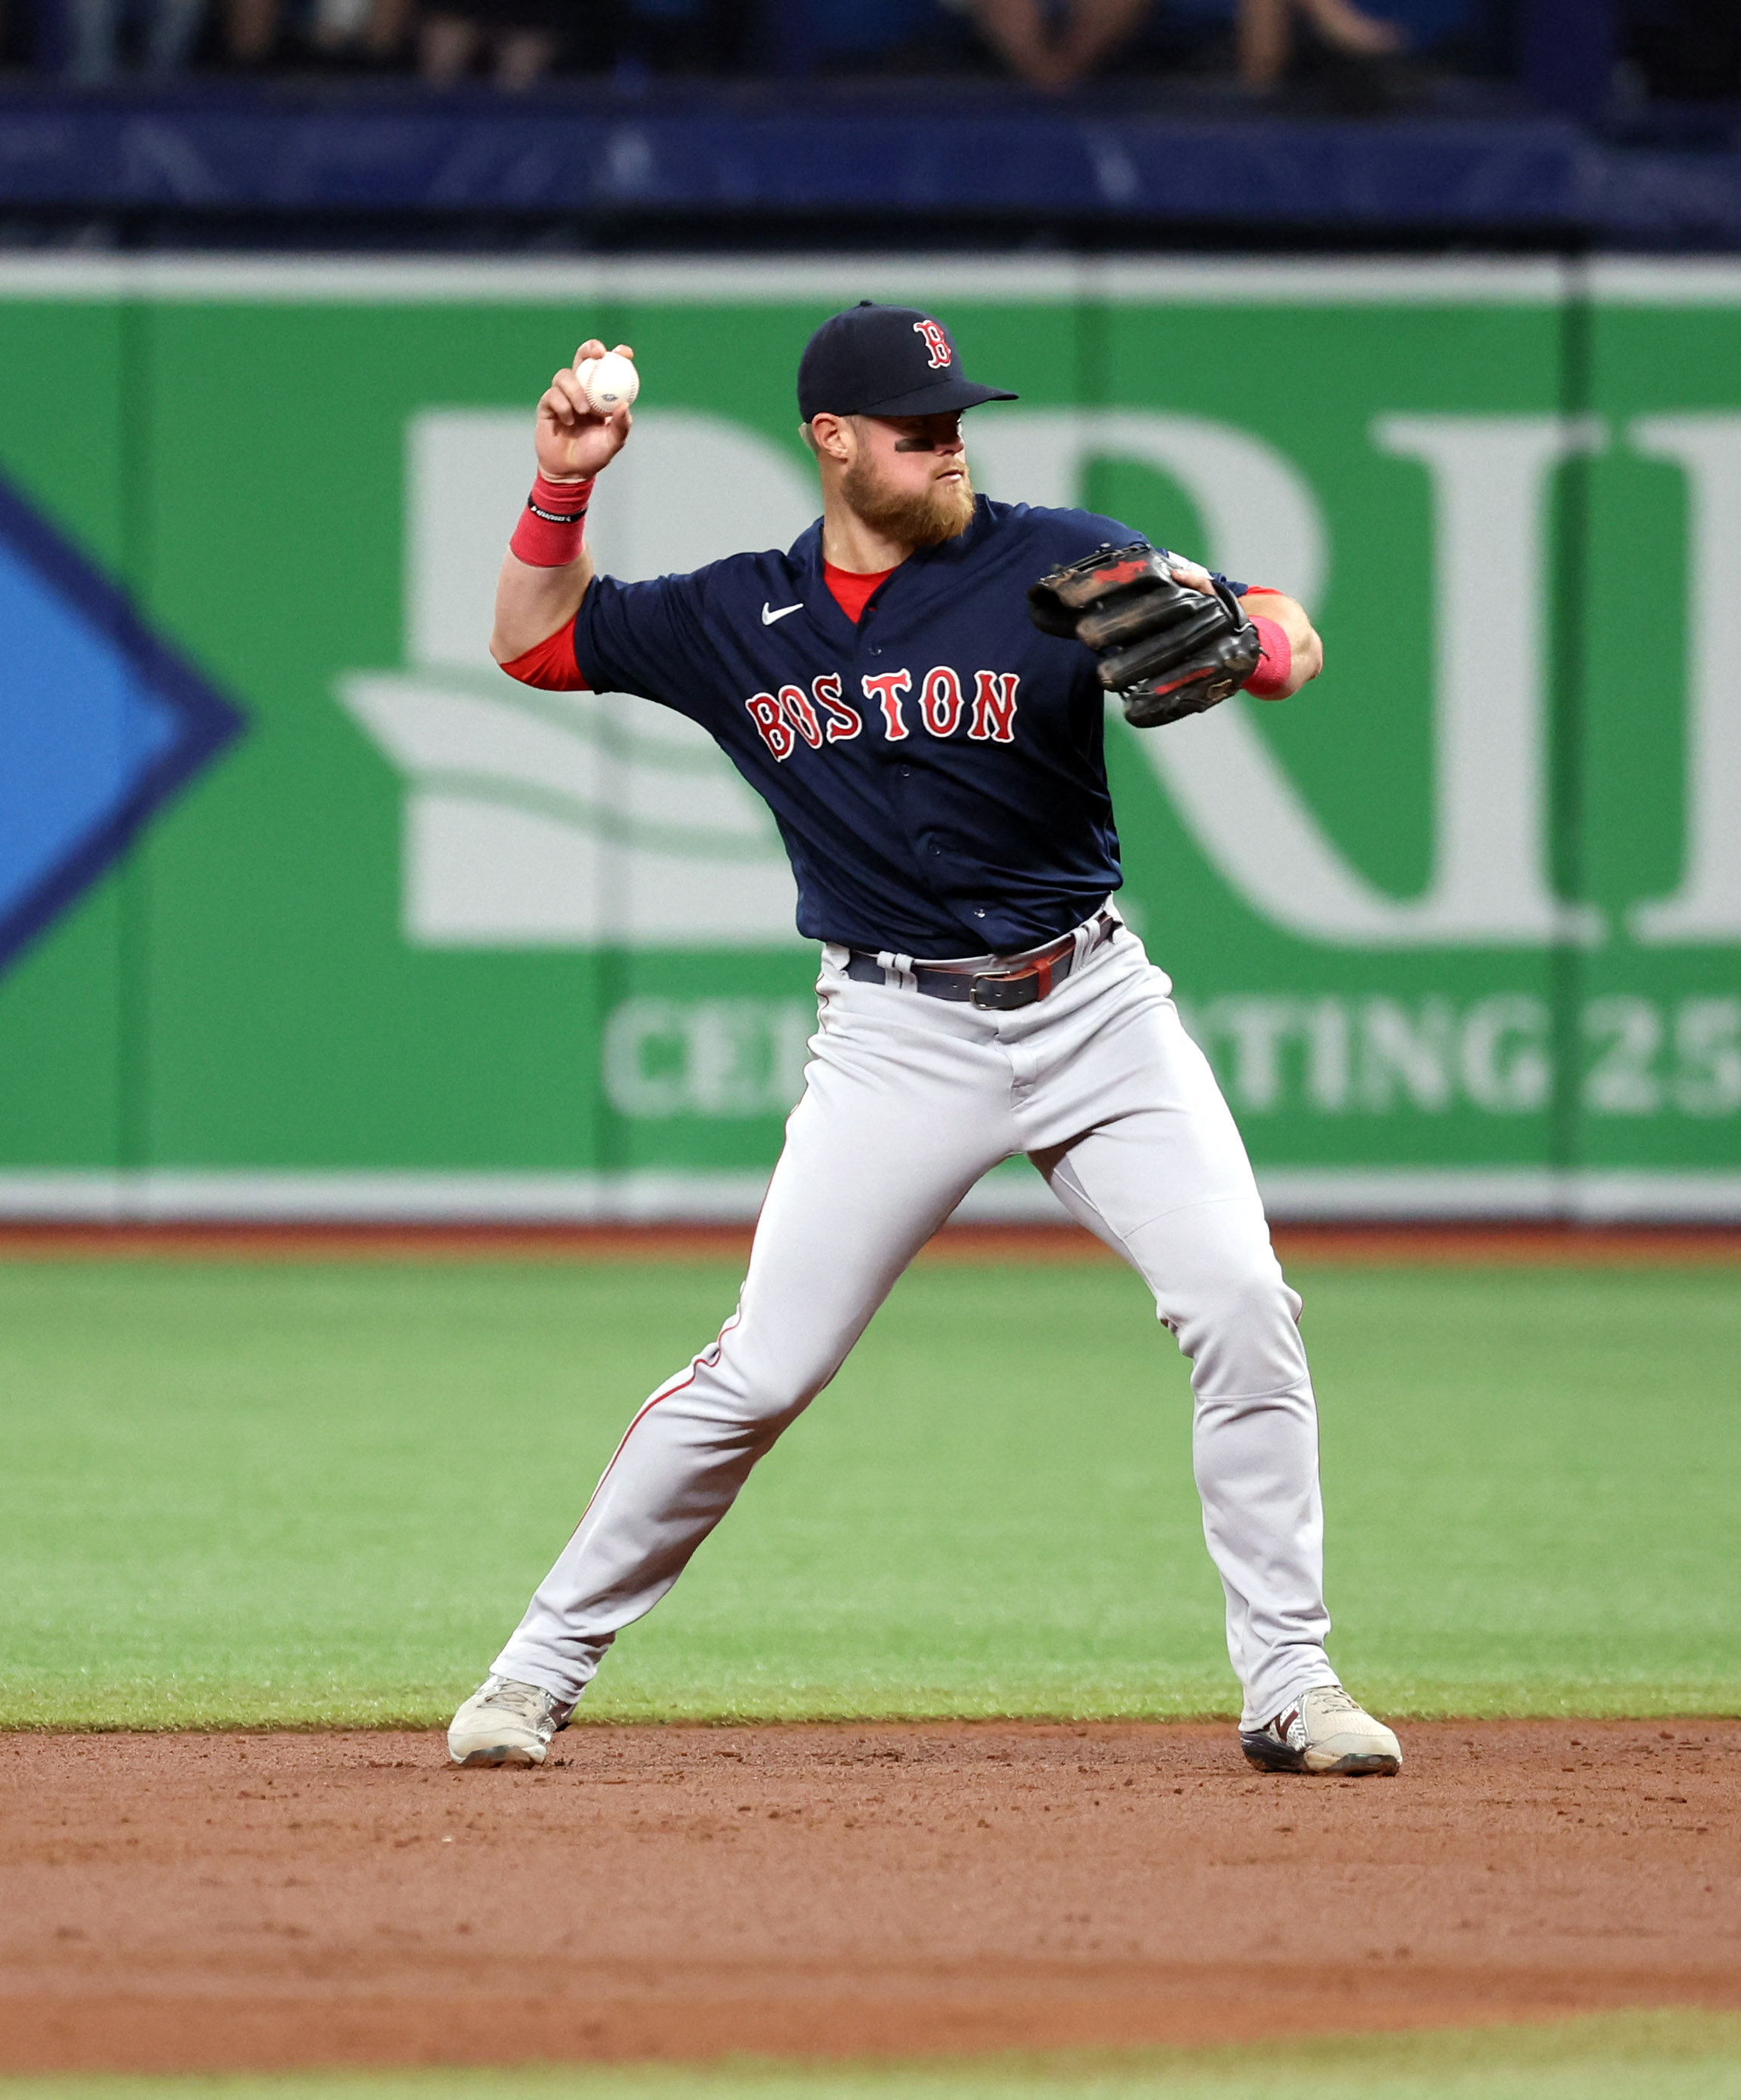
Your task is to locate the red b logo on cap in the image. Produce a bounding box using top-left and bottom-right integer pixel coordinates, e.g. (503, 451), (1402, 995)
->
(913, 319), (952, 371)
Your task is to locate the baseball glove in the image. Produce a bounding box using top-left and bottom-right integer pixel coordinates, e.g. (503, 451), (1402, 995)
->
(1028, 541), (1263, 729)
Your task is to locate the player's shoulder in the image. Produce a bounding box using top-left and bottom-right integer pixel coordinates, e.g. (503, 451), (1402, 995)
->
(970, 498), (1247, 595)
(606, 530), (815, 606)
(973, 497), (1145, 563)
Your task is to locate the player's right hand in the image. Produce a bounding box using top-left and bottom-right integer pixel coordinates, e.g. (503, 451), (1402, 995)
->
(535, 339), (634, 482)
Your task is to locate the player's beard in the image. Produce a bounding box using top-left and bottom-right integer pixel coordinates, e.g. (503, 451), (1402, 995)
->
(842, 456), (976, 549)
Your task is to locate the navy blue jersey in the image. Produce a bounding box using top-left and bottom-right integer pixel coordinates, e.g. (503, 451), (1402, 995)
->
(571, 496), (1242, 958)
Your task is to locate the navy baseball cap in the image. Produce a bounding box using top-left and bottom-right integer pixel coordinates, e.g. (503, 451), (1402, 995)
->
(799, 303), (1019, 422)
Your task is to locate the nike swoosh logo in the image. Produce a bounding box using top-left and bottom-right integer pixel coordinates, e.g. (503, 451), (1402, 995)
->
(761, 601), (804, 625)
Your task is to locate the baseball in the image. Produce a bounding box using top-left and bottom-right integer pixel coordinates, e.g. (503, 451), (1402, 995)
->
(575, 351), (640, 415)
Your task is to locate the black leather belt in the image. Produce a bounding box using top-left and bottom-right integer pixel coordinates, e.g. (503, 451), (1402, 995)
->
(846, 911), (1118, 1011)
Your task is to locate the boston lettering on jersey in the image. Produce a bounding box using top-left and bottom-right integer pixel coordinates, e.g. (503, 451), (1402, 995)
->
(745, 666), (1020, 757)
(561, 497), (1245, 958)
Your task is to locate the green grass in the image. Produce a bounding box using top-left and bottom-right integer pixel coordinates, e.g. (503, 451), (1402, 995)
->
(0, 1257), (1737, 1729)
(5, 2013), (1741, 2098)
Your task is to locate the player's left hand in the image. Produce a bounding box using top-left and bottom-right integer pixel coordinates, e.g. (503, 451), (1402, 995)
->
(535, 340), (635, 483)
(1027, 541), (1261, 729)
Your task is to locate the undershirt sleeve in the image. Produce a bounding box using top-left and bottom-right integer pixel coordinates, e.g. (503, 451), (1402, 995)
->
(500, 623), (589, 692)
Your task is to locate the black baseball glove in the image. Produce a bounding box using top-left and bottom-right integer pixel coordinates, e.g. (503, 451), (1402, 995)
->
(1028, 541), (1263, 729)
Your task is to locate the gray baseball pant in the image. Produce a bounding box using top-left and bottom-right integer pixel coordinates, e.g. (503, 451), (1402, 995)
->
(494, 916), (1341, 1731)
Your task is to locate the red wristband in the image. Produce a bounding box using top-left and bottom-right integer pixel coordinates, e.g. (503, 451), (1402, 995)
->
(510, 472), (594, 568)
(1244, 614), (1292, 698)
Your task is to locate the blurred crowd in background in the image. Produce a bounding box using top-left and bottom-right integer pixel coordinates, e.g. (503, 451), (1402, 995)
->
(1, 0), (1731, 109)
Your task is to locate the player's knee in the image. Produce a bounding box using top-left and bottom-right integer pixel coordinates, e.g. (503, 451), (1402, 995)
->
(714, 1333), (840, 1428)
(1160, 1241), (1308, 1398)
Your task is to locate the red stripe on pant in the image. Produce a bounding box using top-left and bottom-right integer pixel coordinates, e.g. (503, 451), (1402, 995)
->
(558, 1308), (743, 1545)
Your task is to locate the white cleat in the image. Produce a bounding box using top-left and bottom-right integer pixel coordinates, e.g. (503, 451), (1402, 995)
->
(1240, 1684), (1402, 1776)
(447, 1675), (572, 1768)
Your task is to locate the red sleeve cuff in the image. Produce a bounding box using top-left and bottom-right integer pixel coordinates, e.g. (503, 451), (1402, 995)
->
(500, 624), (588, 692)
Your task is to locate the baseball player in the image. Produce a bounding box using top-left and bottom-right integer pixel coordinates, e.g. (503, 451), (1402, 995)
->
(447, 303), (1402, 1780)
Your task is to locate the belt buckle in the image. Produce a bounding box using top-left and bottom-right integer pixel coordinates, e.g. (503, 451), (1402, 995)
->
(970, 952), (1056, 1011)
(970, 971), (1036, 1011)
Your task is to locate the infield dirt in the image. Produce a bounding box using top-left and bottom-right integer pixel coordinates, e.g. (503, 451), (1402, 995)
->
(2, 1720), (1738, 2073)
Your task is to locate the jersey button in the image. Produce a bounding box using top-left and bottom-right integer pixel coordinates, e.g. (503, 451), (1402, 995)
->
(899, 765), (911, 778)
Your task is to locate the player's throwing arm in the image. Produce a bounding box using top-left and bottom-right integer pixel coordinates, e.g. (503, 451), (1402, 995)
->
(489, 339), (638, 666)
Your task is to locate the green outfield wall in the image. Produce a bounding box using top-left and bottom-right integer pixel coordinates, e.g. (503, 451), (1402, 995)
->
(2, 255), (1738, 1222)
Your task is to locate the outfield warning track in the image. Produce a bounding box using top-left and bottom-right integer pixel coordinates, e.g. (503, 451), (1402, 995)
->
(3, 1222), (1739, 1265)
